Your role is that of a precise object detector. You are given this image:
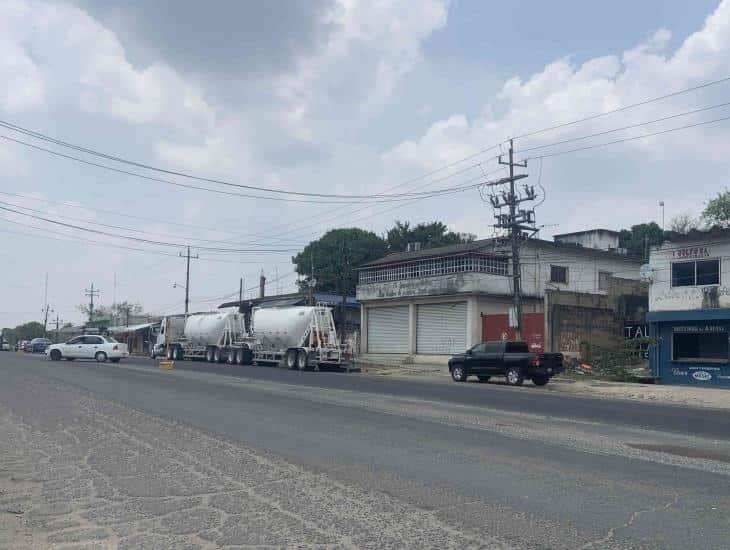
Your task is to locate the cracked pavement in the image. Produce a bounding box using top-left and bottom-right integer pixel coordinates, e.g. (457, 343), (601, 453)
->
(1, 353), (729, 549)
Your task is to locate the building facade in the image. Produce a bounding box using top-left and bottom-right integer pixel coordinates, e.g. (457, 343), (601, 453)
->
(647, 228), (730, 386)
(356, 230), (643, 359)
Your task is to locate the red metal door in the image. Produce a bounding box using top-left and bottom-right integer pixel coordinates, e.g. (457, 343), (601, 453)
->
(482, 313), (544, 352)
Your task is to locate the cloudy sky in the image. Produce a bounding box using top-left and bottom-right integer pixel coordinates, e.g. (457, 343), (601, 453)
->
(1, 0), (729, 327)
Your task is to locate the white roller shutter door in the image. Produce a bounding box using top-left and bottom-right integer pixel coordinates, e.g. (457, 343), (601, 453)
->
(367, 306), (409, 353)
(416, 302), (467, 354)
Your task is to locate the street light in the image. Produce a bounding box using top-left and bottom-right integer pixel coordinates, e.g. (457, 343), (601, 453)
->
(172, 282), (187, 291)
(659, 201), (665, 230)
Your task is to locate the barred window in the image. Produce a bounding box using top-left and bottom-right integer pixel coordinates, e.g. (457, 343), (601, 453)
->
(358, 254), (509, 284)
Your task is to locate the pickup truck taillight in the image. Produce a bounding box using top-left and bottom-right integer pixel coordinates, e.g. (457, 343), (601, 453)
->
(531, 356), (541, 367)
(113, 345), (119, 351)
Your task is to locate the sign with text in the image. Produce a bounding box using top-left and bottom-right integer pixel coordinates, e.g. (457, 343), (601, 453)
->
(672, 246), (710, 259)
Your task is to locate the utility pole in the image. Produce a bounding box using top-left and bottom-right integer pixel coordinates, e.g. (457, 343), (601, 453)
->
(83, 283), (100, 323)
(53, 314), (63, 343)
(42, 304), (53, 338)
(488, 138), (533, 340)
(179, 246), (198, 315)
(239, 276), (243, 311)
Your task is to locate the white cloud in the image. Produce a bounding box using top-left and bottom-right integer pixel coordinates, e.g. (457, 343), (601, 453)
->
(386, 0), (730, 171)
(276, 0), (448, 141)
(0, 0), (215, 133)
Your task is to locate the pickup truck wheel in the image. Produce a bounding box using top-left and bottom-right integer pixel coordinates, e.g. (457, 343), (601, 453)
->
(50, 349), (61, 361)
(532, 375), (549, 386)
(451, 364), (466, 382)
(505, 366), (524, 386)
(477, 376), (490, 383)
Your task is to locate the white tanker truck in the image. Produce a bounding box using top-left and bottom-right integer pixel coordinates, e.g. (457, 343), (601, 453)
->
(157, 305), (344, 370)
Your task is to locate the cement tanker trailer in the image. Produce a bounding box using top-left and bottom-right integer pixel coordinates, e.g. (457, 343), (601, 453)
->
(251, 305), (344, 370)
(166, 311), (254, 364)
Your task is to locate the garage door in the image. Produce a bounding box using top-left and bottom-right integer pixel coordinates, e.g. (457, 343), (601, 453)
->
(367, 306), (409, 353)
(417, 302), (467, 354)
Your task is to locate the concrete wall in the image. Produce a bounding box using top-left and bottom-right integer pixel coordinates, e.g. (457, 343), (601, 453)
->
(649, 238), (730, 311)
(357, 271), (511, 302)
(545, 281), (648, 358)
(554, 230), (619, 251)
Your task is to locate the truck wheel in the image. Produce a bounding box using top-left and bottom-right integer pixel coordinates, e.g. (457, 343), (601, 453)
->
(296, 349), (308, 370)
(213, 347), (222, 363)
(451, 364), (466, 382)
(505, 366), (524, 386)
(205, 347), (214, 363)
(226, 350), (235, 365)
(235, 349), (244, 365)
(166, 346), (173, 360)
(532, 375), (549, 386)
(286, 349), (298, 369)
(173, 346), (183, 361)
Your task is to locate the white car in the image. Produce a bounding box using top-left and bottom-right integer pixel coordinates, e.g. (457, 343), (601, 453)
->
(46, 335), (129, 363)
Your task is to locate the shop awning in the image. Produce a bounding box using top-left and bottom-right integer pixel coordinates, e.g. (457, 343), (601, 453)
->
(647, 309), (730, 323)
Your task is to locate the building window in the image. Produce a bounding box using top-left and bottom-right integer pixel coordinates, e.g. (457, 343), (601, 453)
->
(671, 259), (720, 287)
(358, 254), (509, 284)
(598, 271), (612, 290)
(673, 330), (728, 362)
(550, 265), (568, 284)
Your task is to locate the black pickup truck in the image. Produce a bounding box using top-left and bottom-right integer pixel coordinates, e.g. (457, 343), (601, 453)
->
(448, 341), (563, 386)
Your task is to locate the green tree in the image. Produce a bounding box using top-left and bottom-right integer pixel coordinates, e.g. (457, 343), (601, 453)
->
(76, 301), (144, 324)
(385, 220), (475, 252)
(11, 321), (45, 341)
(618, 222), (666, 259)
(702, 189), (730, 228)
(293, 228), (387, 295)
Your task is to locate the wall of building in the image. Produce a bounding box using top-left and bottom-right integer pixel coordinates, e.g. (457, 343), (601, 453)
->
(554, 231), (619, 251)
(519, 242), (642, 297)
(357, 271), (511, 302)
(649, 239), (730, 311)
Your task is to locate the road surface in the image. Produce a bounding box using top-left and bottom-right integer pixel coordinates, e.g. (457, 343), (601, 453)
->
(0, 352), (728, 549)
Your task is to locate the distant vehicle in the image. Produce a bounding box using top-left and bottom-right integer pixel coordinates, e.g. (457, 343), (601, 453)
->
(22, 340), (33, 352)
(0, 342), (9, 351)
(46, 335), (129, 363)
(448, 341), (563, 386)
(29, 338), (52, 353)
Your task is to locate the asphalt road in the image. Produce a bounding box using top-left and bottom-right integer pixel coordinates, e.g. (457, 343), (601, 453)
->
(1, 352), (729, 549)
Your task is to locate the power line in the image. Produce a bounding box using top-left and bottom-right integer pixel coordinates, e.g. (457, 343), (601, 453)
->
(514, 74), (730, 140)
(0, 129), (496, 201)
(517, 100), (730, 154)
(0, 204), (300, 253)
(526, 113), (730, 160)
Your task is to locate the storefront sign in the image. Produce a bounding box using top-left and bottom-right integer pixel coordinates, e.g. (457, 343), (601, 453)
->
(672, 325), (727, 333)
(672, 246), (710, 259)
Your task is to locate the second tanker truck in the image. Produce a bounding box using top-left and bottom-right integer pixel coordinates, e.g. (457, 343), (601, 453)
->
(156, 305), (344, 370)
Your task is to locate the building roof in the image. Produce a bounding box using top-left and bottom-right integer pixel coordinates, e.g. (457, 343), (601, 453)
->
(219, 291), (359, 310)
(553, 228), (620, 238)
(664, 225), (730, 244)
(361, 239), (501, 268)
(361, 235), (641, 269)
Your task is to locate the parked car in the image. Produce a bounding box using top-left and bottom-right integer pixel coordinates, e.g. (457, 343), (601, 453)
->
(448, 341), (563, 386)
(0, 342), (9, 351)
(29, 338), (52, 353)
(46, 335), (129, 363)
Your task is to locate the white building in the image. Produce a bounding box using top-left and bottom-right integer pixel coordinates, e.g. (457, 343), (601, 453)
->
(646, 227), (730, 386)
(356, 229), (643, 359)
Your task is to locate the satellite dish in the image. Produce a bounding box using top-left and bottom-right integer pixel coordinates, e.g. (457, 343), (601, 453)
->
(639, 264), (654, 282)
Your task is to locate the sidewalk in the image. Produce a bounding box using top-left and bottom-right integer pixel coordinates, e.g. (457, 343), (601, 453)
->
(353, 357), (730, 411)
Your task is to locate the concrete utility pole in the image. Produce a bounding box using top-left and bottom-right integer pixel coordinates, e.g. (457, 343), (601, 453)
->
(83, 283), (100, 323)
(488, 139), (533, 340)
(179, 246), (198, 315)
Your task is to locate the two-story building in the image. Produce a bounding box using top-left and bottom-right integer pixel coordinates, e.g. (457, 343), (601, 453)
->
(646, 227), (730, 386)
(356, 229), (645, 360)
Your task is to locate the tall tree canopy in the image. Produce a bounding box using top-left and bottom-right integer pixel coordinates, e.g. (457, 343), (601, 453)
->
(385, 221), (475, 252)
(292, 228), (387, 296)
(2, 321), (45, 343)
(702, 190), (730, 228)
(618, 222), (666, 259)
